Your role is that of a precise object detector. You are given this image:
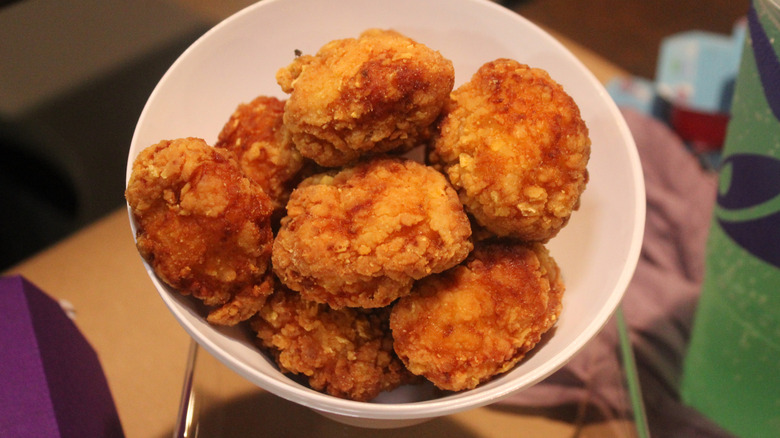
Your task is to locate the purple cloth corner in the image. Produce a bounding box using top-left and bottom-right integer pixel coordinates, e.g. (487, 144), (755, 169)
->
(1, 276), (60, 437)
(0, 275), (124, 438)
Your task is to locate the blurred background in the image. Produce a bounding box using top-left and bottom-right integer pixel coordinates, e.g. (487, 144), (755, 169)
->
(0, 0), (748, 270)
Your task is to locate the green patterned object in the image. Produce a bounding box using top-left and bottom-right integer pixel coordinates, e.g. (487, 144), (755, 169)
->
(681, 1), (780, 436)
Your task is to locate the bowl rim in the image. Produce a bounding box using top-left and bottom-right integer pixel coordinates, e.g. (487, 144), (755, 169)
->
(126, 0), (646, 421)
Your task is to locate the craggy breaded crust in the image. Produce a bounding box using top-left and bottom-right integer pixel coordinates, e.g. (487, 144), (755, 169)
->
(215, 95), (306, 221)
(272, 157), (473, 309)
(429, 58), (590, 241)
(251, 285), (413, 401)
(390, 240), (564, 391)
(277, 29), (455, 167)
(125, 137), (274, 325)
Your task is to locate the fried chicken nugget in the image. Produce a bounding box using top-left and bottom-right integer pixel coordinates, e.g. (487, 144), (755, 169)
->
(429, 58), (590, 241)
(390, 240), (564, 391)
(272, 157), (473, 309)
(125, 137), (274, 325)
(215, 95), (309, 223)
(251, 285), (413, 401)
(276, 29), (455, 167)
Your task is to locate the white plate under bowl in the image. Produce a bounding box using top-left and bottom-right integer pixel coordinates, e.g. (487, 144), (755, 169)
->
(126, 0), (645, 429)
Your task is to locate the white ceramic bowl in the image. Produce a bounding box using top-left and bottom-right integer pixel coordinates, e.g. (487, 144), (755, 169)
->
(126, 0), (645, 428)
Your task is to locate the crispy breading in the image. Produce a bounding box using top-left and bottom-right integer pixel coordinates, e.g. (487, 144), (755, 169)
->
(215, 95), (310, 225)
(125, 137), (274, 325)
(429, 58), (590, 241)
(251, 285), (414, 401)
(272, 157), (473, 309)
(390, 240), (564, 391)
(277, 29), (454, 167)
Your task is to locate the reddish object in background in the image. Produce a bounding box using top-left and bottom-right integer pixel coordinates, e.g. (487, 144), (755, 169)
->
(669, 104), (730, 153)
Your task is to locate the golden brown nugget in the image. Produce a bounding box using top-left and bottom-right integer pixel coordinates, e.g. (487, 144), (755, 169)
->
(390, 240), (564, 391)
(272, 157), (473, 309)
(277, 29), (455, 167)
(429, 58), (590, 241)
(215, 95), (308, 223)
(251, 286), (413, 401)
(126, 137), (274, 325)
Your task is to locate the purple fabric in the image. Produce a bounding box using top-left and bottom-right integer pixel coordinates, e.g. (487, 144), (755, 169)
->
(0, 276), (60, 437)
(0, 276), (124, 438)
(502, 109), (735, 437)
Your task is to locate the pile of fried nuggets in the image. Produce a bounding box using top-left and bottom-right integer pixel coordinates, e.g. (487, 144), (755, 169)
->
(126, 29), (590, 401)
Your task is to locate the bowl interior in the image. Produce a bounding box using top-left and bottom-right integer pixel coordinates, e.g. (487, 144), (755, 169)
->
(127, 0), (645, 422)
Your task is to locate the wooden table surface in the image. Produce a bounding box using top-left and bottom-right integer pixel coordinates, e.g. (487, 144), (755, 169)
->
(6, 25), (630, 438)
